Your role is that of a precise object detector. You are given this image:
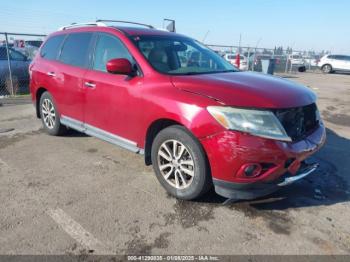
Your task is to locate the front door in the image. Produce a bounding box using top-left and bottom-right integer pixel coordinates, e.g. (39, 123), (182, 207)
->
(83, 32), (142, 147)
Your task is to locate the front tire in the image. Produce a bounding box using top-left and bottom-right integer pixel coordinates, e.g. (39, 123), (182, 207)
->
(151, 125), (212, 200)
(39, 91), (67, 136)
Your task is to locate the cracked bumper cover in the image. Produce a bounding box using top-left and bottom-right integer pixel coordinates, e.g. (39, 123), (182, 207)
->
(200, 123), (326, 199)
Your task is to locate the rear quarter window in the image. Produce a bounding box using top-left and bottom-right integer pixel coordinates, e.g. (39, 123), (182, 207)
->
(59, 32), (93, 68)
(40, 34), (66, 60)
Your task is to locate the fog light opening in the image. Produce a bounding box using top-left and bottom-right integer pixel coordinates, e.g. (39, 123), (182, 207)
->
(243, 163), (262, 178)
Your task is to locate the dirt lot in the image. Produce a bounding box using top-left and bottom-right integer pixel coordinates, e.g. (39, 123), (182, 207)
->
(0, 72), (350, 255)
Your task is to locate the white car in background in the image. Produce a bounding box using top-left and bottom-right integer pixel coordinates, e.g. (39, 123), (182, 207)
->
(288, 54), (305, 66)
(224, 53), (248, 70)
(318, 54), (350, 73)
(303, 56), (319, 67)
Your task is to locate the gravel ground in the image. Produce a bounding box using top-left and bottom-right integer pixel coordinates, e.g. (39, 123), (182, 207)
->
(0, 72), (349, 255)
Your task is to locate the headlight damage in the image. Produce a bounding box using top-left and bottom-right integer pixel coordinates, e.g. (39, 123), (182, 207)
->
(207, 106), (292, 142)
(208, 104), (320, 142)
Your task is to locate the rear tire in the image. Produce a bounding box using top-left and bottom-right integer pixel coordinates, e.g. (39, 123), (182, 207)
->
(39, 91), (67, 136)
(298, 66), (306, 72)
(322, 64), (332, 74)
(151, 125), (212, 200)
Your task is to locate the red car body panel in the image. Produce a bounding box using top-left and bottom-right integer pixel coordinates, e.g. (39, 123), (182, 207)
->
(200, 123), (325, 183)
(30, 26), (326, 198)
(171, 72), (316, 108)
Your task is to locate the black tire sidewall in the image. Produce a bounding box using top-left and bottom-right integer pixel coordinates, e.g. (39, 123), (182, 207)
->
(39, 92), (63, 136)
(151, 125), (211, 200)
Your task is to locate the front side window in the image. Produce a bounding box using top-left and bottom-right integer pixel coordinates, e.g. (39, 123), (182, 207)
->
(132, 35), (237, 75)
(93, 33), (132, 72)
(59, 33), (93, 67)
(40, 34), (66, 60)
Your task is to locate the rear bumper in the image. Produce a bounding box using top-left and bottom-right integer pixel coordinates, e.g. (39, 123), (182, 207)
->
(213, 162), (319, 200)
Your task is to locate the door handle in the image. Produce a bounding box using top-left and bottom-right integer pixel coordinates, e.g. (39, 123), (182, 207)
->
(84, 82), (96, 88)
(47, 72), (56, 77)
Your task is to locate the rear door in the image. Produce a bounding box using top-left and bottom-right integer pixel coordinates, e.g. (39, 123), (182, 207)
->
(56, 32), (94, 124)
(32, 34), (66, 102)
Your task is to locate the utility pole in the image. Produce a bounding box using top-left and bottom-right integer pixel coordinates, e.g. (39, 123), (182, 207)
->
(4, 33), (14, 96)
(251, 37), (261, 72)
(238, 33), (241, 53)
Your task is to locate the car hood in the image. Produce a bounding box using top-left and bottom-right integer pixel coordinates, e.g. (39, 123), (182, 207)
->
(171, 71), (316, 108)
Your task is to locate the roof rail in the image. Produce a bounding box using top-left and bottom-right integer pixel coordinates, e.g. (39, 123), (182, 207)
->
(58, 22), (107, 30)
(96, 19), (154, 29)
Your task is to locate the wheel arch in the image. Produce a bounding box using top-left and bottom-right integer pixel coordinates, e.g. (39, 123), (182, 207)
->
(35, 87), (48, 118)
(144, 118), (183, 165)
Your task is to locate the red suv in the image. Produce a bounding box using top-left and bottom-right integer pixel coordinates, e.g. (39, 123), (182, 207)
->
(30, 21), (326, 200)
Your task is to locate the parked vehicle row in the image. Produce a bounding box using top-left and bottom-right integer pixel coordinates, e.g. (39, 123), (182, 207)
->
(30, 21), (325, 200)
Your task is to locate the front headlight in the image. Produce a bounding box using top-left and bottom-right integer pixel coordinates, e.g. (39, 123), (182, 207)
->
(207, 106), (292, 142)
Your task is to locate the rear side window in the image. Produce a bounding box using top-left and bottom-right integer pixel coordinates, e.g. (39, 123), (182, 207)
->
(332, 55), (344, 60)
(59, 33), (93, 68)
(40, 34), (65, 60)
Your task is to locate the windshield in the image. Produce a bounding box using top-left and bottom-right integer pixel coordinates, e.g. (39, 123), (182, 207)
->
(132, 35), (237, 75)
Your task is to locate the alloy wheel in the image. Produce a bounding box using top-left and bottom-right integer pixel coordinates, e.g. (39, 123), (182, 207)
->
(323, 65), (331, 73)
(157, 139), (195, 189)
(41, 98), (56, 129)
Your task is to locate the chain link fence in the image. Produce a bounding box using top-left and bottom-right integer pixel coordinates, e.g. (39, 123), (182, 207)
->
(207, 44), (323, 74)
(0, 32), (46, 98)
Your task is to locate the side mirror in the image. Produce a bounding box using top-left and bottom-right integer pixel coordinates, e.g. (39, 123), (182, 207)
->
(106, 58), (133, 75)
